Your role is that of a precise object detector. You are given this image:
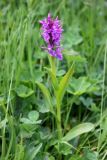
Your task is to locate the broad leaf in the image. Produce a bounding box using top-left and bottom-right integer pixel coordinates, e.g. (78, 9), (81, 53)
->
(28, 110), (39, 122)
(62, 123), (94, 141)
(15, 85), (34, 98)
(67, 77), (99, 95)
(20, 111), (41, 125)
(34, 70), (44, 82)
(20, 118), (33, 124)
(64, 26), (83, 47)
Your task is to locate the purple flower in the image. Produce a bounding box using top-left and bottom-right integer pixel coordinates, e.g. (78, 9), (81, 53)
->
(40, 13), (63, 60)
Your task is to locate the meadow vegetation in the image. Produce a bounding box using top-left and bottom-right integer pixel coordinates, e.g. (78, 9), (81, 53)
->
(0, 0), (107, 160)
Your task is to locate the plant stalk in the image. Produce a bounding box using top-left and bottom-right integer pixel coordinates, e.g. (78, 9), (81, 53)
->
(49, 56), (62, 140)
(56, 100), (62, 140)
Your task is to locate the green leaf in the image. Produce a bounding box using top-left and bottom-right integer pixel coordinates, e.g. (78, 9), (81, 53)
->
(83, 148), (98, 160)
(62, 123), (94, 141)
(68, 76), (101, 96)
(67, 77), (94, 95)
(25, 143), (42, 160)
(64, 50), (86, 63)
(57, 64), (74, 104)
(20, 118), (34, 124)
(34, 70), (44, 82)
(38, 103), (50, 113)
(56, 70), (66, 77)
(15, 85), (34, 98)
(20, 123), (37, 138)
(20, 118), (41, 125)
(28, 110), (39, 122)
(44, 67), (58, 90)
(90, 103), (100, 112)
(55, 141), (72, 155)
(35, 82), (54, 114)
(63, 49), (79, 56)
(80, 97), (93, 108)
(19, 68), (44, 83)
(64, 26), (83, 47)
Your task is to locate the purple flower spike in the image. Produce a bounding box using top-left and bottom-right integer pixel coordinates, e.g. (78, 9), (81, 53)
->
(40, 13), (63, 60)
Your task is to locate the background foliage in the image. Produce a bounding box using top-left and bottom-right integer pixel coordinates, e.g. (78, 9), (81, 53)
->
(0, 0), (107, 160)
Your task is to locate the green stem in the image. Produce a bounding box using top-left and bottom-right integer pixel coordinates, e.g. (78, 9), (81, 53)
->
(56, 100), (62, 140)
(49, 56), (56, 75)
(49, 56), (62, 140)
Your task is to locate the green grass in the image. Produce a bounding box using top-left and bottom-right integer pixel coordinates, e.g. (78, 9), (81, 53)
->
(0, 0), (107, 160)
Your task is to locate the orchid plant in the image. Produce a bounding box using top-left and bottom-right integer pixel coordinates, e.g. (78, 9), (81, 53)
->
(36, 13), (94, 157)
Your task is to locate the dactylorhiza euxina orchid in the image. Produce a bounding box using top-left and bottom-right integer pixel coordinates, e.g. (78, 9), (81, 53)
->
(40, 13), (63, 60)
(39, 13), (64, 141)
(38, 15), (94, 158)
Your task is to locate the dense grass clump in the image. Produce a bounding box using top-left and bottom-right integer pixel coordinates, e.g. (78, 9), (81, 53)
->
(0, 0), (107, 160)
